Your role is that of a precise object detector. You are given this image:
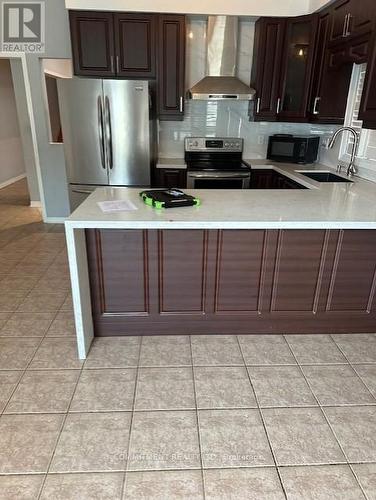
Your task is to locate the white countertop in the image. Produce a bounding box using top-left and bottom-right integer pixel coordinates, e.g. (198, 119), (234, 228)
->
(156, 158), (187, 169)
(65, 163), (376, 230)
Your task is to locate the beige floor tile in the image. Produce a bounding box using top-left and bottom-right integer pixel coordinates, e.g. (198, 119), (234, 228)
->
(0, 311), (11, 328)
(0, 291), (28, 312)
(280, 465), (365, 500)
(0, 475), (45, 500)
(332, 334), (376, 363)
(198, 409), (274, 468)
(352, 463), (376, 500)
(85, 337), (140, 369)
(0, 338), (40, 369)
(50, 412), (132, 472)
(0, 413), (64, 473)
(0, 312), (55, 337)
(354, 364), (376, 397)
(46, 311), (76, 337)
(285, 334), (347, 364)
(128, 411), (200, 471)
(70, 369), (136, 412)
(135, 367), (195, 410)
(60, 293), (73, 311)
(191, 335), (243, 366)
(18, 291), (67, 313)
(30, 338), (83, 369)
(194, 366), (257, 409)
(248, 366), (317, 407)
(124, 470), (204, 499)
(139, 336), (191, 367)
(13, 262), (50, 276)
(302, 365), (376, 406)
(238, 335), (296, 365)
(0, 371), (22, 412)
(263, 407), (345, 465)
(324, 406), (376, 462)
(5, 369), (80, 413)
(40, 473), (124, 500)
(0, 274), (39, 292)
(36, 276), (71, 293)
(204, 468), (285, 500)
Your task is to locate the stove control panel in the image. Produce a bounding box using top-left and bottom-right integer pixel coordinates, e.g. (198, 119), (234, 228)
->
(185, 137), (243, 152)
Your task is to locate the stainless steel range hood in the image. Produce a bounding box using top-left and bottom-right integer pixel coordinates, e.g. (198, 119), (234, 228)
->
(189, 16), (256, 101)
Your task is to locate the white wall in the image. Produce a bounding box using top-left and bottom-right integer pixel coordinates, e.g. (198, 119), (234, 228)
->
(66, 0), (311, 16)
(0, 59), (26, 188)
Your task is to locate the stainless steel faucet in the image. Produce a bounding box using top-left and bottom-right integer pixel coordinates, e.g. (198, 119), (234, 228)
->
(327, 127), (359, 177)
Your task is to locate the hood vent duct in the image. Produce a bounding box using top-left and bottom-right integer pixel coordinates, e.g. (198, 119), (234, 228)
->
(189, 16), (256, 101)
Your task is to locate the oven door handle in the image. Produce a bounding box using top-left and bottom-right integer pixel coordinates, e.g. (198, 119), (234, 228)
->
(188, 172), (250, 179)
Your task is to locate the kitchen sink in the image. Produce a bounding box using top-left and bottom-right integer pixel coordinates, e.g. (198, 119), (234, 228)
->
(298, 171), (353, 183)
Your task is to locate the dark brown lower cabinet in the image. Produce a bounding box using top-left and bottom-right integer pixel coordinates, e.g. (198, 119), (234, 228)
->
(86, 229), (376, 336)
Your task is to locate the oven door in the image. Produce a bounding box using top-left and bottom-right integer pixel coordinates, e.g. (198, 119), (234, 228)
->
(187, 171), (250, 189)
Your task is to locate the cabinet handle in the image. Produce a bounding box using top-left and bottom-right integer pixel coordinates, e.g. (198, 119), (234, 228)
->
(276, 98), (281, 114)
(179, 96), (184, 113)
(110, 56), (114, 73)
(256, 97), (261, 114)
(313, 96), (321, 115)
(345, 14), (352, 36)
(116, 55), (120, 74)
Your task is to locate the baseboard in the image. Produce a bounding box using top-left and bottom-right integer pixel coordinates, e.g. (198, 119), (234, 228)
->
(44, 216), (67, 224)
(0, 173), (26, 189)
(30, 200), (42, 208)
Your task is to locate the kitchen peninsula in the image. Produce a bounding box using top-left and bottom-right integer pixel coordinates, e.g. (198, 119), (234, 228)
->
(65, 164), (376, 358)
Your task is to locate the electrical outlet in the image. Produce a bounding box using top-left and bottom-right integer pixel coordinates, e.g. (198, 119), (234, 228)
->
(257, 135), (265, 145)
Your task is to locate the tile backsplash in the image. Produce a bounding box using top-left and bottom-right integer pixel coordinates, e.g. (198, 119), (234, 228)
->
(158, 18), (339, 162)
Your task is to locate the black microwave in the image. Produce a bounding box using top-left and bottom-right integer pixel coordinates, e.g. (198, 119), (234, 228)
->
(267, 134), (320, 164)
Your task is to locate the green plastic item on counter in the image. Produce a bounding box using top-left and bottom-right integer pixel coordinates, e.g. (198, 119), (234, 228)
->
(139, 189), (201, 209)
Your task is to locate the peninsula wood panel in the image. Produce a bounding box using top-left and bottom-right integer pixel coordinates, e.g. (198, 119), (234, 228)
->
(270, 230), (327, 312)
(158, 230), (208, 314)
(214, 230), (266, 312)
(86, 229), (376, 335)
(325, 230), (376, 312)
(87, 229), (149, 314)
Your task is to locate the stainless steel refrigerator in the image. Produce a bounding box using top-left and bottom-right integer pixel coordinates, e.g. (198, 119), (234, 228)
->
(58, 78), (155, 210)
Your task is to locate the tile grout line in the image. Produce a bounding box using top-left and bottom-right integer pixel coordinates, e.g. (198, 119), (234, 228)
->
(121, 336), (143, 499)
(189, 335), (206, 500)
(282, 334), (370, 500)
(236, 335), (288, 500)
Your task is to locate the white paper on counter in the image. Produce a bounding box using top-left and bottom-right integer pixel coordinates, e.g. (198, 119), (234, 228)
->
(97, 200), (138, 212)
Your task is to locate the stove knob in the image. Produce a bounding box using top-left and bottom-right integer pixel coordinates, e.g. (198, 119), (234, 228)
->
(224, 142), (229, 147)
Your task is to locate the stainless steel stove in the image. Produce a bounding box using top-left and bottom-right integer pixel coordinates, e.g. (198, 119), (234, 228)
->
(184, 137), (251, 189)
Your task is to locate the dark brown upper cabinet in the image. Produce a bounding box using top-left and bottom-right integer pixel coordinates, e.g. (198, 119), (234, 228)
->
(278, 15), (318, 121)
(69, 11), (156, 79)
(157, 14), (186, 121)
(329, 0), (375, 44)
(252, 18), (286, 121)
(252, 15), (316, 122)
(69, 11), (116, 77)
(114, 13), (156, 78)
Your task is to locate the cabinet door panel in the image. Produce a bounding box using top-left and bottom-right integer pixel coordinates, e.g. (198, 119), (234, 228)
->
(214, 230), (267, 312)
(155, 169), (187, 188)
(69, 11), (115, 77)
(330, 0), (351, 42)
(279, 15), (317, 120)
(326, 231), (376, 312)
(252, 18), (285, 121)
(114, 13), (156, 78)
(271, 230), (327, 312)
(159, 230), (208, 313)
(158, 15), (186, 121)
(89, 229), (149, 314)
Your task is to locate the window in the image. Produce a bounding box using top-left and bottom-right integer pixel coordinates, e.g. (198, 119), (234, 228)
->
(340, 63), (376, 177)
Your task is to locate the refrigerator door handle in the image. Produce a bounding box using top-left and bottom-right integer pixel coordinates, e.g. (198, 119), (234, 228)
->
(104, 96), (113, 170)
(97, 96), (106, 169)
